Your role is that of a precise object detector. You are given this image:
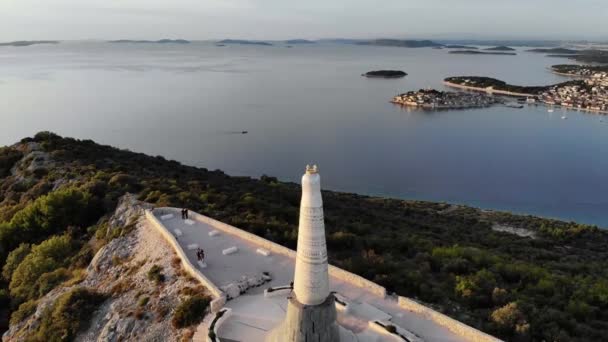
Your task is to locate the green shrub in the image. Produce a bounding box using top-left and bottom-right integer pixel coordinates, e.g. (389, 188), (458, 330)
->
(9, 235), (76, 301)
(147, 265), (165, 284)
(172, 295), (211, 328)
(2, 243), (31, 281)
(32, 287), (106, 342)
(1, 187), (103, 258)
(37, 268), (71, 297)
(10, 299), (38, 325)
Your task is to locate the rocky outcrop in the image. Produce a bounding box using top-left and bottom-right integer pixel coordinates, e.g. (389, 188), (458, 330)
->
(3, 195), (212, 342)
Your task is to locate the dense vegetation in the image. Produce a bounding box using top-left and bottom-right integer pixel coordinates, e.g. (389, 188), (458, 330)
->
(363, 70), (407, 78)
(445, 76), (586, 95)
(0, 132), (607, 341)
(31, 287), (106, 341)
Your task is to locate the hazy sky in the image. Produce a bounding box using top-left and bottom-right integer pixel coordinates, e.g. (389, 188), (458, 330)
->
(2, 0), (607, 41)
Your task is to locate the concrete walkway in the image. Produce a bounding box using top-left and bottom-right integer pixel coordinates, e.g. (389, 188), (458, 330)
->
(158, 213), (467, 342)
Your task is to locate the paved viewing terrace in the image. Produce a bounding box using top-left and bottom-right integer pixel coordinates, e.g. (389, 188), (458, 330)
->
(150, 209), (494, 342)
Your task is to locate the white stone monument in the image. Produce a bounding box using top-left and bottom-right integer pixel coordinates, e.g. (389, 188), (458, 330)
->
(266, 165), (340, 342)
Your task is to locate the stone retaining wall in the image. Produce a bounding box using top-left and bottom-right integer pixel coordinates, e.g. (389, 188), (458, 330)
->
(187, 210), (387, 298)
(207, 308), (232, 342)
(144, 210), (225, 303)
(147, 207), (499, 341)
(397, 297), (503, 342)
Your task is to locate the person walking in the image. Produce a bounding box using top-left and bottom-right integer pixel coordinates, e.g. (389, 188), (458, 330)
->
(200, 249), (205, 262)
(184, 209), (189, 219)
(181, 209), (185, 220)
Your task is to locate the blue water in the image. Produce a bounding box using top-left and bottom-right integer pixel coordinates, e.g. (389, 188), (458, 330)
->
(1, 41), (607, 226)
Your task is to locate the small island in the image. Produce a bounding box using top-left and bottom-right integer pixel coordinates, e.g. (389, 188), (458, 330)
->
(392, 89), (501, 109)
(217, 39), (273, 46)
(449, 50), (516, 56)
(444, 45), (478, 49)
(362, 70), (407, 78)
(484, 46), (515, 51)
(528, 48), (608, 64)
(527, 47), (579, 54)
(0, 40), (59, 47)
(109, 39), (190, 44)
(357, 39), (443, 48)
(284, 39), (316, 44)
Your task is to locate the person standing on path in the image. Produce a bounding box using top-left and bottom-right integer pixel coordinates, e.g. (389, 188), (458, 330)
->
(184, 209), (189, 219)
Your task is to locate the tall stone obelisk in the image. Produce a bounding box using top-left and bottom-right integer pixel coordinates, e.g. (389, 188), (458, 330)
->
(266, 165), (340, 342)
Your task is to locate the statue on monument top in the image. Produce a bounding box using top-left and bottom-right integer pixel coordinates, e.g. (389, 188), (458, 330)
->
(305, 164), (318, 174)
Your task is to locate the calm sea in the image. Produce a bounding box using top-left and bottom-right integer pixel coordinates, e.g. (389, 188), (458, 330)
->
(1, 41), (607, 227)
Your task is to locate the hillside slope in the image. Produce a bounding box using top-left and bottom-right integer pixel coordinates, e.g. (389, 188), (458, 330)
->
(1, 132), (607, 341)
(2, 195), (210, 341)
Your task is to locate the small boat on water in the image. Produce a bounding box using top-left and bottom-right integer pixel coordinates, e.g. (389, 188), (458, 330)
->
(548, 109), (554, 113)
(241, 131), (248, 134)
(561, 115), (568, 120)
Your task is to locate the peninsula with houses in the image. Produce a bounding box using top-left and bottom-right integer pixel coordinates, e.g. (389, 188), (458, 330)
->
(444, 75), (608, 114)
(391, 89), (501, 109)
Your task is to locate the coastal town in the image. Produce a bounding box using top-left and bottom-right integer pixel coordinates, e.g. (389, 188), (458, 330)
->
(391, 88), (501, 109)
(392, 71), (608, 113)
(541, 72), (608, 112)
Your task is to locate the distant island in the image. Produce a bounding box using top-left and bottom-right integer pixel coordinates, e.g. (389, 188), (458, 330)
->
(0, 40), (59, 47)
(362, 70), (407, 78)
(357, 39), (442, 48)
(527, 47), (579, 54)
(527, 48), (608, 64)
(108, 39), (190, 44)
(569, 49), (608, 64)
(449, 50), (516, 56)
(217, 39), (272, 46)
(444, 45), (478, 49)
(484, 46), (515, 51)
(284, 39), (316, 44)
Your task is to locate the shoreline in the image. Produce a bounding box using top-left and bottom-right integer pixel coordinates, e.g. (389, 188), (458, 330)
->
(443, 80), (608, 115)
(550, 69), (592, 78)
